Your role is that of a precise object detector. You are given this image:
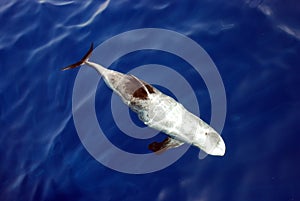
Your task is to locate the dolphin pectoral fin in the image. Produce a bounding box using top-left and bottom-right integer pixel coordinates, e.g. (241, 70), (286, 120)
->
(61, 43), (94, 71)
(148, 137), (184, 154)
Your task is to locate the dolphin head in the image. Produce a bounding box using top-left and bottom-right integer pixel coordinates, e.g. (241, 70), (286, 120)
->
(193, 127), (226, 156)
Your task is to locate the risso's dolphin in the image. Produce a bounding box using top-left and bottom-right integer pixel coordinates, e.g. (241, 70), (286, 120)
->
(62, 43), (226, 156)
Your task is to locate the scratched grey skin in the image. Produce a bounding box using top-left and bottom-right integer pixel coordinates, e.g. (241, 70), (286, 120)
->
(63, 44), (225, 156)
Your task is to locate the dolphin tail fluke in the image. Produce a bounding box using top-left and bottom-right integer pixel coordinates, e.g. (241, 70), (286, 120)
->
(61, 43), (94, 71)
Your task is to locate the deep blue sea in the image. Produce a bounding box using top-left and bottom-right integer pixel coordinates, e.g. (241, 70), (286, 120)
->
(1, 0), (300, 201)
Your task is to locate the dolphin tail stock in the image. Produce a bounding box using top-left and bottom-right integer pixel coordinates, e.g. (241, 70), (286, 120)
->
(61, 43), (94, 71)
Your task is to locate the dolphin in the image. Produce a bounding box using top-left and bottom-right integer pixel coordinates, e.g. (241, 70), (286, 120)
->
(62, 43), (226, 156)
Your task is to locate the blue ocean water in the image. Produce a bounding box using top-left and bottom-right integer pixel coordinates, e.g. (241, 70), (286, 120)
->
(1, 0), (300, 201)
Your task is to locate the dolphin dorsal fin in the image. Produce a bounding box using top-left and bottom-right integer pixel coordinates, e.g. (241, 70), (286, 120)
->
(130, 75), (151, 97)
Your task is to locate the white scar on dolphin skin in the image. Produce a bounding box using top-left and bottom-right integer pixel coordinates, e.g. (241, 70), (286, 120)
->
(62, 43), (226, 156)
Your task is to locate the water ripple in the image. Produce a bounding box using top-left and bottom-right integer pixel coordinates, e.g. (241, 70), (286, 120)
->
(256, 0), (300, 40)
(38, 0), (74, 6)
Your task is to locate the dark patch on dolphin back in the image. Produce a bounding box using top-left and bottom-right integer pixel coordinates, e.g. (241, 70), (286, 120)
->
(132, 87), (148, 100)
(145, 84), (155, 94)
(132, 84), (155, 100)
